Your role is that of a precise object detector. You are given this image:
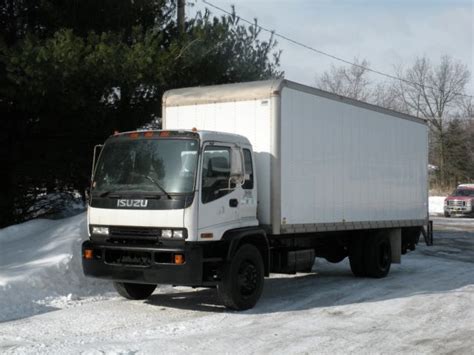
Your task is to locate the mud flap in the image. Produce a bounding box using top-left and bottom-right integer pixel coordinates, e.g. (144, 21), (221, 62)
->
(388, 228), (401, 264)
(421, 220), (434, 246)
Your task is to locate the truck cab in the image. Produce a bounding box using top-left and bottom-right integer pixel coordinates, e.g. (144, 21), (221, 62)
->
(83, 129), (266, 310)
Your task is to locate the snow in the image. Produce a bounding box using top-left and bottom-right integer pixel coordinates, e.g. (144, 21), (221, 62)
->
(1, 212), (473, 354)
(429, 196), (446, 215)
(0, 214), (113, 323)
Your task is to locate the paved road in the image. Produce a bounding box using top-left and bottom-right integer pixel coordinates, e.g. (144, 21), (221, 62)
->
(419, 216), (474, 263)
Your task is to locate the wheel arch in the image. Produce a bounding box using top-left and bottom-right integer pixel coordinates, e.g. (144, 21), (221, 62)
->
(222, 227), (270, 276)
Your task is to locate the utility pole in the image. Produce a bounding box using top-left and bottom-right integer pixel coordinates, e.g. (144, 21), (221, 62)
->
(177, 0), (185, 35)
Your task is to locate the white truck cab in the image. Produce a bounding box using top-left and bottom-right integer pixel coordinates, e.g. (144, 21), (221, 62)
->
(87, 130), (258, 242)
(84, 129), (267, 309)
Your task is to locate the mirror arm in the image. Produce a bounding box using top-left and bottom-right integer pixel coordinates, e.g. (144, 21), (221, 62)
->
(91, 144), (103, 186)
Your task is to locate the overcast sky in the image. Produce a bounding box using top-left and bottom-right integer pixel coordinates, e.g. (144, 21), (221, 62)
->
(190, 0), (473, 94)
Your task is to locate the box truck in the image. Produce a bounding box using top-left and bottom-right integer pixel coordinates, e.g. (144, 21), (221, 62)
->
(82, 79), (430, 310)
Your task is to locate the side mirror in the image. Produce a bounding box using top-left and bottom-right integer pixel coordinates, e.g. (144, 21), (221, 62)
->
(230, 148), (244, 185)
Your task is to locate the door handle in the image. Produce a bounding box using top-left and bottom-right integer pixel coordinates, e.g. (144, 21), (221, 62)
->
(229, 199), (239, 207)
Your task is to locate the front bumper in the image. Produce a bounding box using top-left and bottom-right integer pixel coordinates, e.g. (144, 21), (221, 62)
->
(444, 206), (473, 215)
(82, 240), (206, 286)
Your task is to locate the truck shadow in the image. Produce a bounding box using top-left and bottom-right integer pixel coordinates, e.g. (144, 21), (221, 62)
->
(145, 244), (474, 315)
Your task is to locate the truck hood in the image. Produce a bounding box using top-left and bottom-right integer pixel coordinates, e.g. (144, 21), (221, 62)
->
(445, 196), (474, 202)
(87, 207), (184, 228)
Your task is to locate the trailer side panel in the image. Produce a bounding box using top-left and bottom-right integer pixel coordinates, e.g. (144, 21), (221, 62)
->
(279, 86), (428, 231)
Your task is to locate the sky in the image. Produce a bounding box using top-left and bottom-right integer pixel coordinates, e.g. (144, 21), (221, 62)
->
(190, 0), (474, 94)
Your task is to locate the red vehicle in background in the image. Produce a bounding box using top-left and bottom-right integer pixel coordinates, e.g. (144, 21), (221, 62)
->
(444, 184), (474, 217)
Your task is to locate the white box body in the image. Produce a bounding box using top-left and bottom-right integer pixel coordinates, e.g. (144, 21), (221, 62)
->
(163, 80), (428, 235)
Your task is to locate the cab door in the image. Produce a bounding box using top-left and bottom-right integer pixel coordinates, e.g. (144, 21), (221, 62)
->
(197, 143), (242, 240)
(239, 147), (258, 226)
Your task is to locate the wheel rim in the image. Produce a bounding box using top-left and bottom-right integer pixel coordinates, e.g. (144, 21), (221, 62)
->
(237, 260), (258, 296)
(378, 242), (390, 270)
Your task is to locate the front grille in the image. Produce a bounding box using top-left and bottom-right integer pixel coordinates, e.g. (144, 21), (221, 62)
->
(448, 200), (465, 207)
(108, 226), (160, 245)
(109, 226), (161, 237)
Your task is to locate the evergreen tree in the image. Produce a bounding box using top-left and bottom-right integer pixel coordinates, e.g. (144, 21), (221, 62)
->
(0, 0), (282, 226)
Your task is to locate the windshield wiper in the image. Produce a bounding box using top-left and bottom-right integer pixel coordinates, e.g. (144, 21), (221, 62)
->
(144, 175), (173, 200)
(97, 190), (123, 198)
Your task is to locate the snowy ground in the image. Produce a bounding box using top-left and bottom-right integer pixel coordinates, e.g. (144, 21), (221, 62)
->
(1, 209), (473, 354)
(429, 196), (446, 216)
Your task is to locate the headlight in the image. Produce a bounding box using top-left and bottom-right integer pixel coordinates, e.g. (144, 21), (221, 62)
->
(161, 229), (173, 238)
(92, 226), (109, 235)
(160, 229), (186, 239)
(173, 230), (184, 238)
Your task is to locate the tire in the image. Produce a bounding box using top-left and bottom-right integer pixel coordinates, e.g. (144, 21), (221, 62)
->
(113, 282), (157, 300)
(349, 236), (366, 277)
(218, 244), (264, 310)
(364, 233), (391, 278)
(444, 212), (450, 218)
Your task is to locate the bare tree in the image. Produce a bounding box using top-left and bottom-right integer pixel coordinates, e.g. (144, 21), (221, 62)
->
(390, 55), (471, 186)
(372, 81), (403, 111)
(460, 96), (473, 120)
(315, 57), (372, 101)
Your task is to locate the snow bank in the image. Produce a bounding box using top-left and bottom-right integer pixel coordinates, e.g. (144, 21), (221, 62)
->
(429, 196), (446, 216)
(0, 213), (113, 322)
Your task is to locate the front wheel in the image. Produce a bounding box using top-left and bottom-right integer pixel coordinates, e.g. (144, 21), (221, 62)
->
(113, 282), (157, 300)
(218, 244), (264, 310)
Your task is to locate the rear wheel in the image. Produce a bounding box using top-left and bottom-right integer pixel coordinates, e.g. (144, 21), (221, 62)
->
(113, 282), (157, 300)
(349, 236), (366, 277)
(364, 233), (391, 278)
(218, 244), (264, 310)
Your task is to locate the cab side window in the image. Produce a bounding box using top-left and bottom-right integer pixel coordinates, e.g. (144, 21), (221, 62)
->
(242, 149), (254, 190)
(202, 146), (231, 203)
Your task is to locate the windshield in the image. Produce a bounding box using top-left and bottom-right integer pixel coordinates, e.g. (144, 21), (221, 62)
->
(92, 138), (199, 196)
(452, 189), (474, 197)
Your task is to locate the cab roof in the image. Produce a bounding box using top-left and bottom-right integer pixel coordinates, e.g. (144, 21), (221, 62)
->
(109, 129), (251, 146)
(457, 184), (474, 190)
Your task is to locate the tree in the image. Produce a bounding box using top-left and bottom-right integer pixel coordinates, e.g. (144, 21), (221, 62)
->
(315, 57), (372, 101)
(391, 56), (471, 186)
(443, 119), (474, 185)
(0, 0), (282, 227)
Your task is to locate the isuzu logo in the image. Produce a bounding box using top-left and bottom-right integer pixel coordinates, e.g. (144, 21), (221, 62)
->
(117, 199), (148, 208)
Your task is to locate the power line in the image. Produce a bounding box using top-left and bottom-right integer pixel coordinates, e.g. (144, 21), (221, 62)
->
(202, 0), (473, 99)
